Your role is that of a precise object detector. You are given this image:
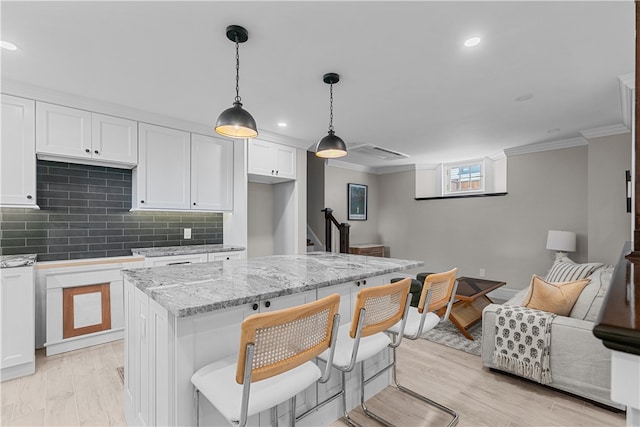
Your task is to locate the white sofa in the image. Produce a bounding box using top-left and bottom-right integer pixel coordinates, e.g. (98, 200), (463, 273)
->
(480, 265), (624, 409)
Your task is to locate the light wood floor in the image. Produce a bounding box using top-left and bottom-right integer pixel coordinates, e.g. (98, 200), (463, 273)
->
(0, 338), (625, 426)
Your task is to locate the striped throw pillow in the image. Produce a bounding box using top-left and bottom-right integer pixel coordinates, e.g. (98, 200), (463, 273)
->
(545, 258), (603, 283)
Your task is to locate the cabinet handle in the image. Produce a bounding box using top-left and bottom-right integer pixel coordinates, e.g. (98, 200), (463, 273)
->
(26, 195), (32, 200)
(94, 150), (99, 155)
(85, 148), (91, 153)
(363, 280), (367, 285)
(271, 170), (275, 175)
(167, 261), (191, 266)
(252, 303), (259, 311)
(226, 257), (230, 260)
(264, 301), (271, 308)
(193, 202), (197, 206)
(356, 281), (361, 286)
(140, 200), (145, 204)
(276, 170), (279, 175)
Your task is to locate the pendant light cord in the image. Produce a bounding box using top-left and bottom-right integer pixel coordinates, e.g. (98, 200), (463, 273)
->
(328, 82), (334, 132)
(235, 36), (241, 103)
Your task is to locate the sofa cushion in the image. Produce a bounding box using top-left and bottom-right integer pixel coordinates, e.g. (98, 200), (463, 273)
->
(522, 275), (590, 316)
(545, 257), (602, 283)
(569, 265), (614, 321)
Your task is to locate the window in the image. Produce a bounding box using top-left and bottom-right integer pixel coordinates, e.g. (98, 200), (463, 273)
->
(444, 160), (484, 195)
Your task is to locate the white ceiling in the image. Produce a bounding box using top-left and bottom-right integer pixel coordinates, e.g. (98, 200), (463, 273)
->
(1, 1), (634, 168)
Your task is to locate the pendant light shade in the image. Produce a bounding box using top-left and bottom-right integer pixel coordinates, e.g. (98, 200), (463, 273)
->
(316, 72), (347, 159)
(215, 25), (258, 139)
(215, 101), (258, 138)
(316, 130), (347, 159)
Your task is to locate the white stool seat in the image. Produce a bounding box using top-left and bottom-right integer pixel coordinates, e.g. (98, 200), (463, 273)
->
(317, 323), (391, 369)
(388, 307), (440, 336)
(191, 355), (321, 425)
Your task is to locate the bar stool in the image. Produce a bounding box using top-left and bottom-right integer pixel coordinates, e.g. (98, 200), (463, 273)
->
(191, 293), (341, 427)
(315, 278), (412, 426)
(383, 268), (460, 426)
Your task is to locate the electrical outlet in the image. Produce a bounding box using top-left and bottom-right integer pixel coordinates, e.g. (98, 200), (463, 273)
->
(184, 228), (191, 239)
(479, 268), (486, 277)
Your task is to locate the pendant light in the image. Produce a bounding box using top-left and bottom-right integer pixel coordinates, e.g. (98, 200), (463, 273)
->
(215, 25), (258, 139)
(315, 73), (347, 158)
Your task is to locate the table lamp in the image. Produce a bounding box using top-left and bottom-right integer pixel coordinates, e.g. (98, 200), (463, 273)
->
(546, 230), (576, 260)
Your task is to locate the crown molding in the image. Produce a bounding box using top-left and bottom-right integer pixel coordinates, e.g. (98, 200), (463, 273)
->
(373, 164), (418, 175)
(618, 73), (634, 130)
(504, 137), (588, 157)
(2, 79), (311, 150)
(580, 123), (630, 139)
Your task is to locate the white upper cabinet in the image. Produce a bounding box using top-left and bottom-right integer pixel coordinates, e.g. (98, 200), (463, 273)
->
(91, 113), (138, 164)
(1, 95), (37, 208)
(36, 102), (137, 167)
(135, 123), (191, 210)
(248, 139), (296, 183)
(191, 134), (233, 211)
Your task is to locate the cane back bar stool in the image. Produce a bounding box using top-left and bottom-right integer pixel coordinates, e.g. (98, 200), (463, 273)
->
(384, 268), (460, 427)
(314, 278), (412, 427)
(191, 293), (341, 427)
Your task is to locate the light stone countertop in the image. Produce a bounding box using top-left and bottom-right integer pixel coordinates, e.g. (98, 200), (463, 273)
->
(0, 254), (37, 268)
(122, 252), (423, 317)
(131, 244), (245, 257)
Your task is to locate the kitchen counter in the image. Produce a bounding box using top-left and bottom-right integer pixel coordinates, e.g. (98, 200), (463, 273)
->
(0, 254), (37, 268)
(123, 252), (422, 426)
(122, 252), (422, 317)
(131, 244), (244, 257)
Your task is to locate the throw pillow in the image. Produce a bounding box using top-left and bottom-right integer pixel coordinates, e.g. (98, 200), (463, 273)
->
(521, 275), (590, 316)
(545, 258), (602, 283)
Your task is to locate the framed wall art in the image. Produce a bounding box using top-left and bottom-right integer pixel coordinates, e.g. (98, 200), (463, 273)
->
(347, 183), (367, 220)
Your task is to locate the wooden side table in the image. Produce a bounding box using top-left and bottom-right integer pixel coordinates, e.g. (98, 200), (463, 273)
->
(440, 277), (506, 340)
(349, 244), (384, 257)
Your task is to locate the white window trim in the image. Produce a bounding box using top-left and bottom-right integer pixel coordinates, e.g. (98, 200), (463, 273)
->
(443, 159), (486, 196)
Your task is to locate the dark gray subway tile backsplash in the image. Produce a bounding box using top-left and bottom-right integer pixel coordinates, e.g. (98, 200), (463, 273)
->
(0, 160), (223, 261)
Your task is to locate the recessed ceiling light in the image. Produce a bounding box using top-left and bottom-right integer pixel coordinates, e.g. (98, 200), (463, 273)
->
(0, 41), (18, 51)
(464, 37), (481, 47)
(277, 122), (287, 127)
(515, 93), (533, 102)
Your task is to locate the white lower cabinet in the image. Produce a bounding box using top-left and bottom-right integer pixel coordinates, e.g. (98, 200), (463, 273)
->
(124, 275), (392, 426)
(142, 253), (208, 267)
(0, 266), (35, 381)
(207, 250), (246, 262)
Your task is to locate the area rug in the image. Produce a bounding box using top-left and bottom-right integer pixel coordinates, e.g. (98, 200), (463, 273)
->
(117, 366), (124, 384)
(420, 320), (482, 356)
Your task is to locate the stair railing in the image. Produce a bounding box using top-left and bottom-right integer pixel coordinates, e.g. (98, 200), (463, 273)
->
(322, 208), (350, 253)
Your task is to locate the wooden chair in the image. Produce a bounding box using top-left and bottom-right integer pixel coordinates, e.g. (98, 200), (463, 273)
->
(313, 278), (412, 427)
(384, 268), (460, 427)
(191, 293), (341, 427)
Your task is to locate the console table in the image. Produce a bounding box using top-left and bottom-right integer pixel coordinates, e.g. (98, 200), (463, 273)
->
(349, 244), (384, 257)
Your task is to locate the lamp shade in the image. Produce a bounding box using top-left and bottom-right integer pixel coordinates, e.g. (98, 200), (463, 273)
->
(215, 101), (258, 138)
(546, 230), (576, 252)
(315, 130), (347, 159)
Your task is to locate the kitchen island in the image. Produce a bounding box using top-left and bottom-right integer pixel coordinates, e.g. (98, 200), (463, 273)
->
(122, 252), (422, 426)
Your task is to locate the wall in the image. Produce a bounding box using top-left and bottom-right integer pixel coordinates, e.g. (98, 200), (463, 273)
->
(247, 182), (274, 257)
(587, 132), (632, 263)
(0, 160), (223, 261)
(307, 152), (326, 248)
(378, 146), (589, 293)
(324, 165), (381, 251)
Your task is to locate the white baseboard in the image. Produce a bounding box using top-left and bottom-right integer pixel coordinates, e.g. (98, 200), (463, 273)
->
(1, 360), (35, 382)
(45, 328), (123, 356)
